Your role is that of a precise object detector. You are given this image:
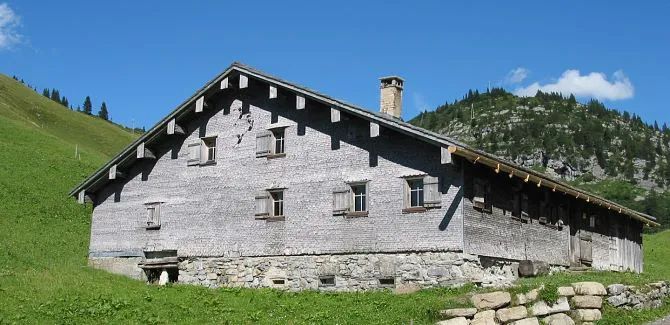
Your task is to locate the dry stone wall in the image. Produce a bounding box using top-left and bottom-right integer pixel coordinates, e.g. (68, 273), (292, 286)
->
(438, 281), (669, 325)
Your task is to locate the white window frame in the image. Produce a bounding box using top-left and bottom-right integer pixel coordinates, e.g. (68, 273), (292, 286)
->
(201, 136), (217, 165)
(271, 129), (285, 155)
(348, 182), (368, 217)
(270, 189), (284, 218)
(406, 178), (424, 208)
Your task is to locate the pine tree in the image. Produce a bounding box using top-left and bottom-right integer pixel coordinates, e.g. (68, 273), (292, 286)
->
(43, 88), (50, 98)
(50, 89), (60, 103)
(98, 102), (109, 120)
(83, 96), (93, 115)
(61, 96), (69, 108)
(568, 94), (577, 104)
(654, 121), (660, 131)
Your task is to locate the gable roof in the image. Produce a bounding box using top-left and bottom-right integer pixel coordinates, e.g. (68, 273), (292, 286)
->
(69, 62), (659, 227)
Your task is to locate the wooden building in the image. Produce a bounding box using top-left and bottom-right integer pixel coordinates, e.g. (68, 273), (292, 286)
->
(70, 63), (658, 290)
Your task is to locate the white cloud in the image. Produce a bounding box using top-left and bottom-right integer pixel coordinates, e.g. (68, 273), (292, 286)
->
(0, 3), (21, 50)
(505, 67), (529, 84)
(513, 69), (634, 101)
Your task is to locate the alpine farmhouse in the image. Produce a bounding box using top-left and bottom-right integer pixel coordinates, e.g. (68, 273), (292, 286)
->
(70, 63), (659, 291)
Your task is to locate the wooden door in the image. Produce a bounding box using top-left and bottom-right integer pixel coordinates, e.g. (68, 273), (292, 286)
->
(579, 213), (593, 266)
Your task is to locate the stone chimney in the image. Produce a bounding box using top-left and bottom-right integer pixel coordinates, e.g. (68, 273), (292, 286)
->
(379, 76), (404, 119)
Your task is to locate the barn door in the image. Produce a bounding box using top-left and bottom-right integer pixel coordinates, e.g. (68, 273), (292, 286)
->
(579, 213), (593, 266)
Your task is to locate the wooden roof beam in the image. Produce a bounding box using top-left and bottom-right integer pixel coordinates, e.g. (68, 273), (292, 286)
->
(136, 142), (156, 160)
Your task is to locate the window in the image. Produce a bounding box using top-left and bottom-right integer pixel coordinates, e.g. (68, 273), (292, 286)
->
(473, 178), (492, 213)
(272, 129), (285, 155)
(255, 189), (285, 221)
(351, 183), (367, 212)
(333, 182), (369, 217)
(187, 136), (217, 166)
(271, 190), (284, 217)
(256, 128), (287, 158)
(379, 277), (395, 287)
(402, 175), (440, 213)
(145, 203), (161, 230)
(319, 276), (336, 287)
(202, 137), (217, 164)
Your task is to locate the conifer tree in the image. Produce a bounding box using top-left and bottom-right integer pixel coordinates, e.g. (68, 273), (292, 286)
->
(61, 96), (69, 108)
(98, 102), (109, 120)
(43, 88), (50, 98)
(50, 89), (60, 103)
(83, 96), (93, 115)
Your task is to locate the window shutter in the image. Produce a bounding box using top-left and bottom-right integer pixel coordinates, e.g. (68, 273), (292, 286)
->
(187, 140), (201, 166)
(402, 180), (410, 208)
(255, 191), (270, 218)
(256, 131), (272, 157)
(333, 187), (350, 215)
(423, 175), (441, 208)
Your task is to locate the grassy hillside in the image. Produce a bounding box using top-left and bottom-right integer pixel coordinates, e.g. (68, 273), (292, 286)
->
(0, 75), (667, 324)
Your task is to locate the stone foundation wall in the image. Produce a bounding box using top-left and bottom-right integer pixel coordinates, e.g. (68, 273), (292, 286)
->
(175, 252), (519, 291)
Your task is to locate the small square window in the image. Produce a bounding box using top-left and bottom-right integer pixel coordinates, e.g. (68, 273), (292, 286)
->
(319, 276), (335, 287)
(379, 277), (395, 287)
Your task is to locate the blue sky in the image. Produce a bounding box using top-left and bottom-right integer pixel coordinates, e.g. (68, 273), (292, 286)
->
(1, 1), (668, 128)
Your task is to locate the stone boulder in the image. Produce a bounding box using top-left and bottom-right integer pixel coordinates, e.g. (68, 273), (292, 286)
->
(471, 310), (496, 325)
(542, 313), (575, 325)
(436, 317), (470, 325)
(516, 289), (539, 305)
(607, 283), (625, 296)
(518, 260), (549, 277)
(440, 308), (478, 318)
(571, 282), (606, 296)
(571, 295), (602, 309)
(394, 282), (421, 294)
(529, 297), (570, 316)
(496, 306), (528, 323)
(572, 309), (602, 322)
(471, 291), (511, 310)
(606, 294), (628, 307)
(470, 317), (496, 325)
(557, 286), (575, 297)
(474, 310), (496, 320)
(509, 317), (539, 325)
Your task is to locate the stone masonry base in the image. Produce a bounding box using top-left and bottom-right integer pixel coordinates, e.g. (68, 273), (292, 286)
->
(91, 251), (519, 291)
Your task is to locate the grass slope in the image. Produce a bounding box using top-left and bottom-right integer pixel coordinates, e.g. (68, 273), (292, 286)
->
(0, 75), (667, 324)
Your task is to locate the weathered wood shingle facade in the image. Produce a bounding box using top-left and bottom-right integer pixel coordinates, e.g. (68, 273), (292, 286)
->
(71, 63), (657, 290)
